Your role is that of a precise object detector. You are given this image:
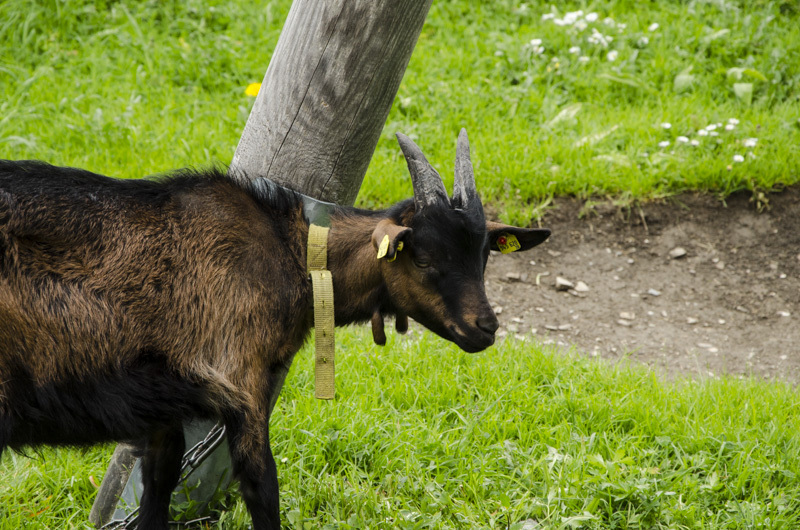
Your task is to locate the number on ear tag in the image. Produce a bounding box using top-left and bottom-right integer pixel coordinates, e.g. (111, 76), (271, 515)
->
(497, 233), (521, 254)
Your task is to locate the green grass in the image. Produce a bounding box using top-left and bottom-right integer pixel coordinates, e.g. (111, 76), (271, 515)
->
(3, 329), (800, 528)
(2, 1), (799, 222)
(2, 0), (800, 528)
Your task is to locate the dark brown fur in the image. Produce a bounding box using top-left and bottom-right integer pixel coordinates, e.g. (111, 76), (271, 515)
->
(0, 158), (549, 529)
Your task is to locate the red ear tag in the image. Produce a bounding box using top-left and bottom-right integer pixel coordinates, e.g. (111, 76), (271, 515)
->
(498, 236), (507, 246)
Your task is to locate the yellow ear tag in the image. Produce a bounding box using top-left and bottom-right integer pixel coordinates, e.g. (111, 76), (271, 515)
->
(497, 233), (521, 254)
(388, 241), (403, 262)
(377, 235), (390, 259)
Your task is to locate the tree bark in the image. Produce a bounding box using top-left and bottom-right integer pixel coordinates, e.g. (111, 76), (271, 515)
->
(91, 0), (432, 526)
(231, 0), (433, 205)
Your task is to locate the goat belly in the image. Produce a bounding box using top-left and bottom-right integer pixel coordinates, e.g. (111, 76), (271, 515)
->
(1, 357), (217, 449)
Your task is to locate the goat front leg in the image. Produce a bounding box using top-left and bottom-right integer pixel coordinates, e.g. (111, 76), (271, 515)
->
(137, 425), (185, 529)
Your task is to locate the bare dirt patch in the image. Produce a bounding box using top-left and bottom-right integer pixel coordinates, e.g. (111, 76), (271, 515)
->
(485, 188), (800, 383)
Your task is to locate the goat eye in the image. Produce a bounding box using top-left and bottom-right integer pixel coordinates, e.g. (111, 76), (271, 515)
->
(413, 257), (431, 269)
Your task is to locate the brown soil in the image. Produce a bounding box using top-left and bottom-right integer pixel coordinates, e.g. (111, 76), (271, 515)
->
(484, 187), (800, 383)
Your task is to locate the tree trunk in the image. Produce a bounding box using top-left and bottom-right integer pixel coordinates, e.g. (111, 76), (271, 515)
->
(91, 0), (432, 525)
(231, 0), (432, 205)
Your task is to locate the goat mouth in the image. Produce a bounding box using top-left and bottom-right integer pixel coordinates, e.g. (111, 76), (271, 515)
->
(447, 325), (495, 353)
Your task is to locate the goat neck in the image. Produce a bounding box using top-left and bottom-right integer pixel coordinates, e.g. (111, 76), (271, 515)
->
(324, 208), (406, 343)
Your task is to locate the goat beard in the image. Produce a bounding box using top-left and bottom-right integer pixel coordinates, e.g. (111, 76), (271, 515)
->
(371, 309), (408, 346)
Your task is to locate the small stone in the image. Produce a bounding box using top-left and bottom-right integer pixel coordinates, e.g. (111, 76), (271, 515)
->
(544, 324), (559, 331)
(547, 250), (562, 257)
(617, 319), (632, 327)
(715, 261), (725, 270)
(574, 281), (590, 292)
(493, 306), (504, 315)
(735, 306), (749, 314)
(709, 347), (719, 353)
(697, 342), (714, 349)
(619, 312), (635, 320)
(507, 324), (519, 333)
(718, 319), (726, 325)
(778, 311), (791, 317)
(555, 277), (574, 291)
(687, 317), (698, 325)
(647, 288), (662, 297)
(505, 272), (522, 282)
(535, 307), (545, 313)
(669, 247), (687, 259)
(557, 324), (572, 331)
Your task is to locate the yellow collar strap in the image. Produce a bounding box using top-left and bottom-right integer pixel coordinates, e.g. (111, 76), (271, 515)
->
(307, 224), (335, 400)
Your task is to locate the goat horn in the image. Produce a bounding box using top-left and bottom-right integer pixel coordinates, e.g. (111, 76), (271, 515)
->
(452, 128), (481, 211)
(396, 133), (450, 213)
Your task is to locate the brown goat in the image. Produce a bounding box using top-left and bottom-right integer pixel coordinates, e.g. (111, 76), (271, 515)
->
(0, 131), (549, 528)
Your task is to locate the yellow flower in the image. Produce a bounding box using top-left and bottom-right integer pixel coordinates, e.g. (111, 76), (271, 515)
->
(245, 82), (261, 97)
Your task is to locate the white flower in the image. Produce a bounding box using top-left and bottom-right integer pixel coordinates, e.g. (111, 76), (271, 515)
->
(569, 46), (581, 54)
(553, 18), (567, 26)
(587, 28), (613, 47)
(648, 23), (660, 32)
(728, 118), (739, 125)
(574, 20), (588, 31)
(578, 56), (590, 63)
(725, 124), (735, 131)
(705, 124), (717, 131)
(733, 154), (744, 163)
(604, 17), (616, 27)
(617, 23), (627, 31)
(541, 13), (555, 21)
(637, 36), (649, 47)
(697, 129), (709, 136)
(658, 140), (670, 148)
(564, 10), (584, 24)
(607, 50), (618, 61)
(709, 131), (719, 136)
(743, 138), (758, 147)
(529, 38), (543, 46)
(677, 136), (689, 143)
(661, 122), (672, 129)
(585, 12), (599, 22)
(690, 139), (700, 146)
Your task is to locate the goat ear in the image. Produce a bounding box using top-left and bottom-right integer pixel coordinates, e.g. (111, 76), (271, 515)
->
(486, 221), (551, 253)
(372, 219), (412, 261)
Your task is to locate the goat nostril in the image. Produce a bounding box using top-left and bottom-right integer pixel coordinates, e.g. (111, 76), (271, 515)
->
(476, 315), (499, 334)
